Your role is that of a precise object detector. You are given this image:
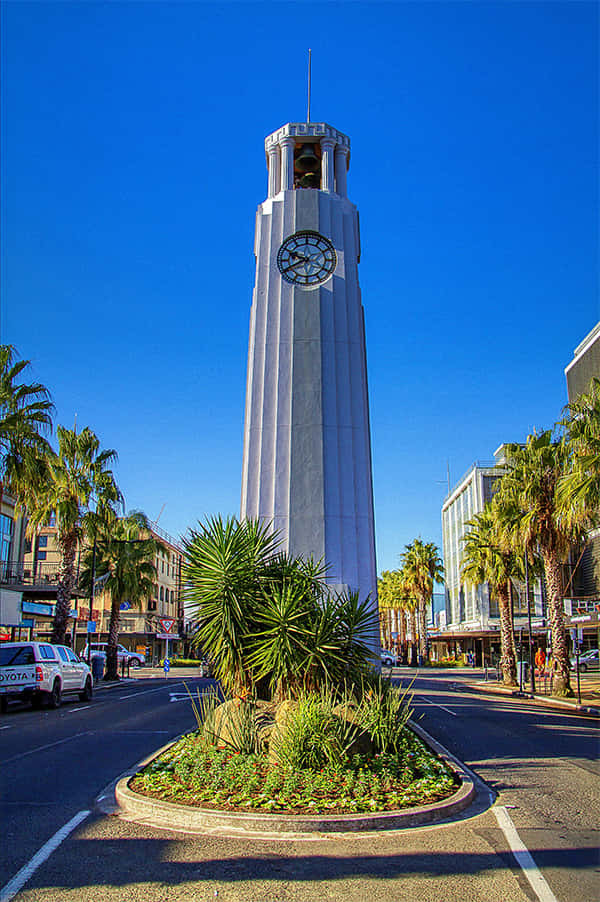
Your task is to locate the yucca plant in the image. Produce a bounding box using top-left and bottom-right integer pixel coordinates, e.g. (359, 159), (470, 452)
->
(271, 688), (364, 770)
(356, 674), (414, 756)
(181, 516), (281, 694)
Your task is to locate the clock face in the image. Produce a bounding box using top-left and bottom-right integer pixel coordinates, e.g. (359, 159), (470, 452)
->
(277, 231), (337, 287)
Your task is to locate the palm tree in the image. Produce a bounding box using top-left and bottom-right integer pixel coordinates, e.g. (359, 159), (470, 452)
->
(0, 345), (53, 506)
(400, 539), (444, 664)
(18, 425), (121, 645)
(377, 570), (395, 650)
(461, 501), (520, 686)
(81, 512), (157, 680)
(378, 568), (410, 661)
(496, 431), (594, 696)
(558, 376), (600, 521)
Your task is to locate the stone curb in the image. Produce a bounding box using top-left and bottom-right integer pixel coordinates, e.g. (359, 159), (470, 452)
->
(459, 680), (600, 717)
(114, 722), (476, 836)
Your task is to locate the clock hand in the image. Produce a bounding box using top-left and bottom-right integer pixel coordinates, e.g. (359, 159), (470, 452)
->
(281, 259), (308, 274)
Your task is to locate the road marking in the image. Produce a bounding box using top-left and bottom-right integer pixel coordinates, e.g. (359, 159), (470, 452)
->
(119, 683), (184, 700)
(0, 725), (12, 731)
(169, 691), (198, 702)
(0, 809), (90, 902)
(493, 805), (559, 902)
(68, 706), (91, 713)
(0, 732), (91, 766)
(413, 698), (458, 716)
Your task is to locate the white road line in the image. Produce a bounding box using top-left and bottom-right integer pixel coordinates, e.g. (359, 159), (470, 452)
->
(493, 805), (559, 902)
(0, 732), (91, 766)
(68, 706), (91, 713)
(0, 809), (90, 902)
(414, 698), (458, 716)
(0, 725), (12, 730)
(119, 683), (183, 700)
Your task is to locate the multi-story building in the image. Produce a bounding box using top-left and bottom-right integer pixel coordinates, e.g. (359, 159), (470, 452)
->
(437, 444), (543, 665)
(19, 520), (185, 662)
(0, 492), (32, 641)
(564, 322), (600, 601)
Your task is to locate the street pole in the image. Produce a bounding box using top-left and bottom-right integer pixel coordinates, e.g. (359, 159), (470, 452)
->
(576, 638), (581, 706)
(87, 536), (97, 667)
(525, 552), (536, 694)
(519, 628), (524, 692)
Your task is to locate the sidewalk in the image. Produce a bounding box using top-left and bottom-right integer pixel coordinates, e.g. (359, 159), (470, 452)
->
(459, 670), (600, 716)
(93, 665), (209, 687)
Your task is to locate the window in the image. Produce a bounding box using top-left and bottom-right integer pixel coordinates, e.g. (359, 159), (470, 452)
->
(0, 646), (34, 666)
(38, 535), (49, 548)
(39, 645), (57, 660)
(67, 649), (79, 663)
(160, 586), (164, 601)
(0, 514), (13, 564)
(57, 647), (70, 662)
(36, 551), (47, 561)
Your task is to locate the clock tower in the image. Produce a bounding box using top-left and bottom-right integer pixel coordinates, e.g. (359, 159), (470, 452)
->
(241, 121), (378, 643)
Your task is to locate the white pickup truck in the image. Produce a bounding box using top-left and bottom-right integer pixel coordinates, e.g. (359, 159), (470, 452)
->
(0, 641), (93, 712)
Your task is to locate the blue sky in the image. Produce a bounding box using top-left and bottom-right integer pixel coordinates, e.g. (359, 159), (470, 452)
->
(2, 1), (598, 583)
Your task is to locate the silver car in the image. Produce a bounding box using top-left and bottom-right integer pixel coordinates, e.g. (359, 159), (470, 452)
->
(570, 648), (599, 672)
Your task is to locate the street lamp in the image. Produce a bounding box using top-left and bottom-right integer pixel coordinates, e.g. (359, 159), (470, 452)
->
(525, 551), (536, 695)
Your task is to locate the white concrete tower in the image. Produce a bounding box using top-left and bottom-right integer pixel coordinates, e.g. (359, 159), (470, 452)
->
(241, 121), (378, 623)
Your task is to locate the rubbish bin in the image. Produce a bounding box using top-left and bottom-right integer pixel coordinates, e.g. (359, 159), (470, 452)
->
(517, 661), (529, 684)
(91, 653), (105, 682)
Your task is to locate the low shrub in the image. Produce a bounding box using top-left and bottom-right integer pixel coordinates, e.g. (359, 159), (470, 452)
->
(131, 726), (458, 814)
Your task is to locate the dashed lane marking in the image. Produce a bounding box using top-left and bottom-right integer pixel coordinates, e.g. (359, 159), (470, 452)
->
(413, 697), (458, 716)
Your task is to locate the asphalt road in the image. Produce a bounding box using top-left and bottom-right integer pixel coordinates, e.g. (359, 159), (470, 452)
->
(0, 676), (210, 889)
(0, 670), (598, 902)
(407, 670), (600, 902)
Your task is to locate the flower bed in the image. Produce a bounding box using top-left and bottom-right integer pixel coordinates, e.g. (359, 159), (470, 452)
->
(130, 726), (458, 815)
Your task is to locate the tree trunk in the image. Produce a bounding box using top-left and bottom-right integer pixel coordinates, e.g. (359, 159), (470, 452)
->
(51, 533), (78, 645)
(399, 608), (408, 664)
(105, 597), (121, 680)
(379, 609), (388, 650)
(418, 595), (428, 663)
(543, 548), (572, 697)
(392, 607), (399, 656)
(409, 609), (418, 666)
(497, 582), (517, 686)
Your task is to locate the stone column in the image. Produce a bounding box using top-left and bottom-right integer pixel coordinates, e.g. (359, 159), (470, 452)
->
(334, 144), (349, 197)
(267, 144), (280, 197)
(320, 137), (335, 192)
(280, 137), (296, 191)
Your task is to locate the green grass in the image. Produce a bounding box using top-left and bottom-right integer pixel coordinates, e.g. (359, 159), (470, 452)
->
(130, 727), (458, 815)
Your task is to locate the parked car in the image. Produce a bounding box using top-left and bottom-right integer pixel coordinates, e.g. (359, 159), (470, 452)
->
(0, 641), (93, 712)
(380, 650), (398, 667)
(569, 648), (599, 672)
(82, 643), (145, 667)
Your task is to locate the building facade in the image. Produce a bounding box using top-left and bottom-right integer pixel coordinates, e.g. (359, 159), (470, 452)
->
(563, 321), (600, 647)
(14, 521), (185, 661)
(437, 445), (544, 664)
(240, 121), (378, 645)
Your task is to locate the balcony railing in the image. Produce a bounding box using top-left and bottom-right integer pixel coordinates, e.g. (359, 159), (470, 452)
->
(0, 560), (83, 589)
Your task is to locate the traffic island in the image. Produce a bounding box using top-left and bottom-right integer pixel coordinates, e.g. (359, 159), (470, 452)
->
(114, 721), (477, 837)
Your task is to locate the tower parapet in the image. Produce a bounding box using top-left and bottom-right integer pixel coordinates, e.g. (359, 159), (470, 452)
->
(264, 122), (350, 197)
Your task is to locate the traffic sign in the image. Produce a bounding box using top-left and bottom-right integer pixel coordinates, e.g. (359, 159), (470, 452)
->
(159, 618), (176, 633)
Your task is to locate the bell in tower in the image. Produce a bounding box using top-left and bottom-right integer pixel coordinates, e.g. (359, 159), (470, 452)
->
(240, 121), (379, 657)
